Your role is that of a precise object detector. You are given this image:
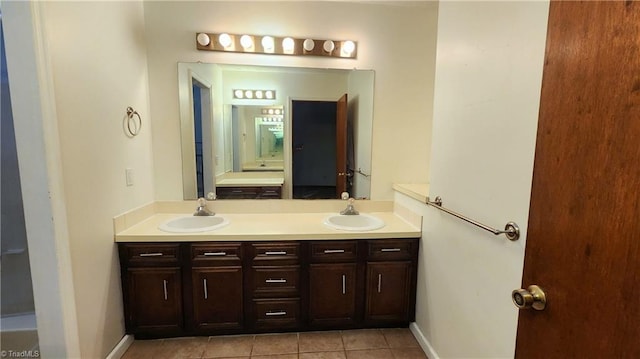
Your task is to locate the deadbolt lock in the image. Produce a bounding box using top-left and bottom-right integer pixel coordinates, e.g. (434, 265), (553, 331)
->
(512, 285), (546, 311)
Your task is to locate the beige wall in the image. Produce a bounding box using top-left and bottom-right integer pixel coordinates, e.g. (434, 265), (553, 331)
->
(41, 1), (155, 357)
(145, 1), (438, 200)
(410, 1), (550, 358)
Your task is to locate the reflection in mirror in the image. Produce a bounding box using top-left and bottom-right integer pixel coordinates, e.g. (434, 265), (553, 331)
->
(178, 63), (374, 200)
(228, 105), (284, 172)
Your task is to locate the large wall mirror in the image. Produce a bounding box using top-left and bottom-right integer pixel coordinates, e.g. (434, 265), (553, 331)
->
(178, 63), (374, 200)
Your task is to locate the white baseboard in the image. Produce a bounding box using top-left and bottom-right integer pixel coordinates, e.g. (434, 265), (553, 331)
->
(410, 322), (439, 359)
(105, 334), (134, 359)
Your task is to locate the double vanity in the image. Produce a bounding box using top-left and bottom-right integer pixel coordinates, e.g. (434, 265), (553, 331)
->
(114, 199), (421, 339)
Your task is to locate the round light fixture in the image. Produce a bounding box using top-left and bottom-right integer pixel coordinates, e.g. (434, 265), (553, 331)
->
(240, 35), (253, 50)
(261, 36), (274, 52)
(282, 37), (295, 52)
(234, 90), (244, 99)
(265, 91), (274, 99)
(303, 39), (315, 52)
(196, 33), (210, 46)
(342, 40), (356, 55)
(218, 33), (232, 48)
(244, 90), (253, 99)
(255, 90), (264, 99)
(323, 40), (335, 53)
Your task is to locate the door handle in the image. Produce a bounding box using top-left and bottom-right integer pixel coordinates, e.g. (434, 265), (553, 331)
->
(512, 285), (546, 310)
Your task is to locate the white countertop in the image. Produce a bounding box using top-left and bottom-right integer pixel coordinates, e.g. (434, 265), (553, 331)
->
(115, 211), (420, 242)
(393, 183), (430, 203)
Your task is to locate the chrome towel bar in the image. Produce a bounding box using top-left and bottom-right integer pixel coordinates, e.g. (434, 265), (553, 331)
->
(426, 196), (520, 241)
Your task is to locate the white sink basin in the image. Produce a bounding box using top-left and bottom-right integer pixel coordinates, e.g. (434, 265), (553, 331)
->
(323, 213), (385, 231)
(158, 215), (230, 233)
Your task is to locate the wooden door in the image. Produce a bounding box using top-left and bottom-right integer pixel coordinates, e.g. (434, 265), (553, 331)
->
(191, 266), (243, 331)
(336, 94), (348, 197)
(364, 262), (412, 324)
(515, 1), (640, 357)
(127, 267), (183, 334)
(309, 263), (357, 327)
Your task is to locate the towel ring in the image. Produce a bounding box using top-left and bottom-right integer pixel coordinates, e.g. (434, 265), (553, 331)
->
(126, 106), (142, 136)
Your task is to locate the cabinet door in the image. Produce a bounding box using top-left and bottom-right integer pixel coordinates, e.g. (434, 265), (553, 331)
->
(191, 266), (243, 330)
(365, 261), (412, 324)
(309, 263), (357, 327)
(127, 267), (182, 334)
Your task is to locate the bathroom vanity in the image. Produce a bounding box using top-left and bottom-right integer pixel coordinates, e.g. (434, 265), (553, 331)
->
(118, 238), (418, 338)
(214, 172), (284, 199)
(114, 201), (421, 339)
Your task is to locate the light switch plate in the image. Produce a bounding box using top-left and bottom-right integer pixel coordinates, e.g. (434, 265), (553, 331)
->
(125, 168), (134, 186)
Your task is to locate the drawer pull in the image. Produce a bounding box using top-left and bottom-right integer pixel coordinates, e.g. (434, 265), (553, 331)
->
(342, 274), (346, 295)
(265, 311), (287, 316)
(232, 190), (243, 193)
(139, 252), (163, 257)
(380, 248), (401, 252)
(204, 252), (226, 256)
(324, 249), (345, 254)
(265, 251), (287, 255)
(203, 278), (208, 299)
(163, 280), (168, 300)
(377, 274), (382, 293)
(265, 278), (287, 284)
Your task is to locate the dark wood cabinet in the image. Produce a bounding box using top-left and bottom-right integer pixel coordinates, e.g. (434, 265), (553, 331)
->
(191, 266), (243, 331)
(364, 261), (412, 323)
(247, 242), (301, 331)
(364, 239), (419, 326)
(309, 263), (357, 327)
(118, 237), (418, 338)
(188, 243), (244, 332)
(216, 186), (282, 199)
(119, 244), (183, 337)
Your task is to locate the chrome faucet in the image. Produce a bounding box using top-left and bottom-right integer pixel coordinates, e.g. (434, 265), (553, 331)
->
(340, 198), (359, 215)
(194, 196), (215, 216)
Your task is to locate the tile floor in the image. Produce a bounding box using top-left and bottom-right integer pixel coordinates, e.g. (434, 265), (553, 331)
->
(122, 328), (428, 359)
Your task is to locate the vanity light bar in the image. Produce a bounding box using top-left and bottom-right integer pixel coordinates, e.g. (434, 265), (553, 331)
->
(262, 107), (283, 116)
(196, 32), (357, 59)
(233, 89), (276, 100)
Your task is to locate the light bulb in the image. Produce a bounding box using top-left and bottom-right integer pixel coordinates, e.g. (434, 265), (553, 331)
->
(261, 36), (274, 52)
(303, 39), (315, 52)
(265, 91), (274, 99)
(282, 37), (295, 53)
(219, 33), (232, 48)
(342, 40), (356, 55)
(323, 40), (335, 53)
(244, 90), (253, 99)
(196, 33), (210, 46)
(240, 35), (253, 50)
(234, 90), (244, 99)
(255, 90), (264, 99)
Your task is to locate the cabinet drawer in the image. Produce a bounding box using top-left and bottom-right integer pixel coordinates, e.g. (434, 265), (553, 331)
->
(190, 243), (242, 265)
(367, 239), (417, 261)
(253, 298), (299, 329)
(310, 241), (357, 263)
(251, 242), (299, 264)
(216, 187), (259, 199)
(120, 243), (180, 265)
(257, 186), (282, 199)
(251, 266), (300, 298)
